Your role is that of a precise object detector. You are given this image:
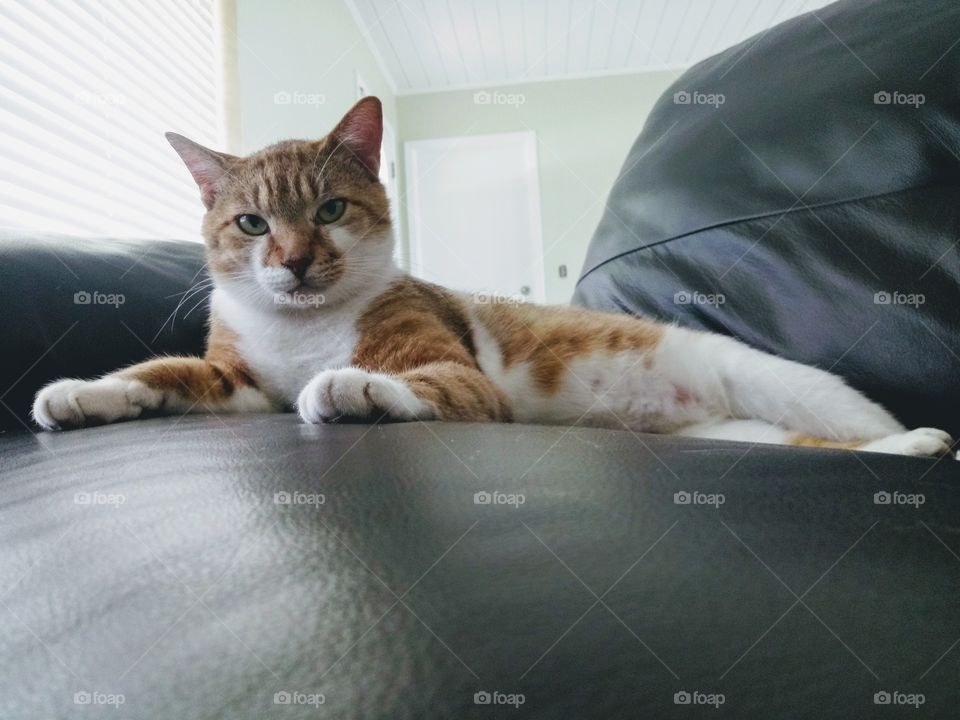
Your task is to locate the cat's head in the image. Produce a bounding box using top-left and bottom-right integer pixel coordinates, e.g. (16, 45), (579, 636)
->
(167, 97), (393, 309)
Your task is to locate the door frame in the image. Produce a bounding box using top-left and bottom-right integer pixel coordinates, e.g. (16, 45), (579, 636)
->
(380, 118), (403, 266)
(403, 131), (545, 302)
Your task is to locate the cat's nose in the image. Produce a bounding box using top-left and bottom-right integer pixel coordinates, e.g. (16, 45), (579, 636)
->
(281, 255), (311, 279)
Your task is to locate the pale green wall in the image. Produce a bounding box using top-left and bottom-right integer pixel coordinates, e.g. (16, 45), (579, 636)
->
(232, 1), (677, 304)
(398, 71), (678, 303)
(234, 0), (397, 153)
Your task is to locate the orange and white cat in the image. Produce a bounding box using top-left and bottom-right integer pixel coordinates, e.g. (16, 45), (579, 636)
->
(32, 98), (954, 458)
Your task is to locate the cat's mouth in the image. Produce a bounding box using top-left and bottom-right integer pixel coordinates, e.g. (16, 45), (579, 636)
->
(276, 275), (330, 294)
(251, 259), (346, 308)
(309, 262), (345, 284)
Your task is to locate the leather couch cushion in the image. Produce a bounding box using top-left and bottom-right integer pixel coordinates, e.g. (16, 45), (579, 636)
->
(572, 0), (960, 436)
(2, 416), (959, 718)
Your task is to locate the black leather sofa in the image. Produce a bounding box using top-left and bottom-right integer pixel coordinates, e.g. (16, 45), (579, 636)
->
(2, 1), (959, 718)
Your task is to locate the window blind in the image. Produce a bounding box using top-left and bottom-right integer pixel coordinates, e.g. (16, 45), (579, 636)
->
(0, 0), (221, 241)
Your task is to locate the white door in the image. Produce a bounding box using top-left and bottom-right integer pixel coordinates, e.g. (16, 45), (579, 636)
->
(404, 132), (545, 302)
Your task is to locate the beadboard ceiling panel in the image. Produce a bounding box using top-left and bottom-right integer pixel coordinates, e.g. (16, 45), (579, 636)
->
(346, 0), (836, 95)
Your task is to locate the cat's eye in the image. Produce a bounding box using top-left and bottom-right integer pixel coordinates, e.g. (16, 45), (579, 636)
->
(236, 214), (269, 235)
(315, 199), (346, 224)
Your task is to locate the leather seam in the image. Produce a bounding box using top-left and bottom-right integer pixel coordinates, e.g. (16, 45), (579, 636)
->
(575, 182), (957, 286)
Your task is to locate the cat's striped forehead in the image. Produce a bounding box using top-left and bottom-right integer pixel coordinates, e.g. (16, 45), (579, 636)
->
(229, 139), (364, 218)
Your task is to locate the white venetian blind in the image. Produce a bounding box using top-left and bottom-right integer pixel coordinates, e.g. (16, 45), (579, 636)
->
(0, 0), (222, 240)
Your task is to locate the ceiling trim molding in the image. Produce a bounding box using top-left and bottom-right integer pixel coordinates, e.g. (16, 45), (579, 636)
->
(395, 63), (690, 97)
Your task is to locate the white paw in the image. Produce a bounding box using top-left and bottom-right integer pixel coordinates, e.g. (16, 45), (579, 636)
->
(296, 368), (429, 424)
(862, 428), (954, 458)
(32, 377), (163, 430)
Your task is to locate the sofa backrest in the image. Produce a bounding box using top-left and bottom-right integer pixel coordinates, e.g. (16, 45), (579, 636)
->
(573, 0), (960, 435)
(0, 233), (207, 433)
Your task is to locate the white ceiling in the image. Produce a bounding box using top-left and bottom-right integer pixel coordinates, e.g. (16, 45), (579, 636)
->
(347, 0), (835, 95)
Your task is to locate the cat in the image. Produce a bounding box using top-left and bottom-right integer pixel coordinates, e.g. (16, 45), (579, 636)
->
(32, 97), (954, 458)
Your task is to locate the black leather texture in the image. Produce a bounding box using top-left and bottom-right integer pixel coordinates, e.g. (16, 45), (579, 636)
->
(572, 0), (960, 437)
(2, 416), (959, 719)
(0, 233), (207, 433)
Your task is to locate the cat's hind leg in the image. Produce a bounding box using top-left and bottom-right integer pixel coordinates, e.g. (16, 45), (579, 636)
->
(658, 326), (910, 442)
(678, 419), (953, 457)
(655, 325), (954, 457)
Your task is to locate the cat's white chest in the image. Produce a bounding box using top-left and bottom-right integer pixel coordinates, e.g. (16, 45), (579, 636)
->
(211, 288), (358, 406)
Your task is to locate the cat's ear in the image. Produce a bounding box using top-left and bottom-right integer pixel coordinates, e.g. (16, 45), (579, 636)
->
(166, 132), (236, 209)
(331, 96), (382, 177)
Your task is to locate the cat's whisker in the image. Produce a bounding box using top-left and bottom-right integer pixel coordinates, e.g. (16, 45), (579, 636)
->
(182, 293), (211, 321)
(163, 276), (213, 301)
(153, 276), (217, 342)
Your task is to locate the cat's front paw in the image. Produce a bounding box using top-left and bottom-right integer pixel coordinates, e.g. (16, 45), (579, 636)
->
(862, 428), (954, 458)
(297, 368), (430, 424)
(33, 377), (163, 430)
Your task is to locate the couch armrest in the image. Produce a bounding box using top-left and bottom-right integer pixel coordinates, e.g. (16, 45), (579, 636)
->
(0, 233), (207, 433)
